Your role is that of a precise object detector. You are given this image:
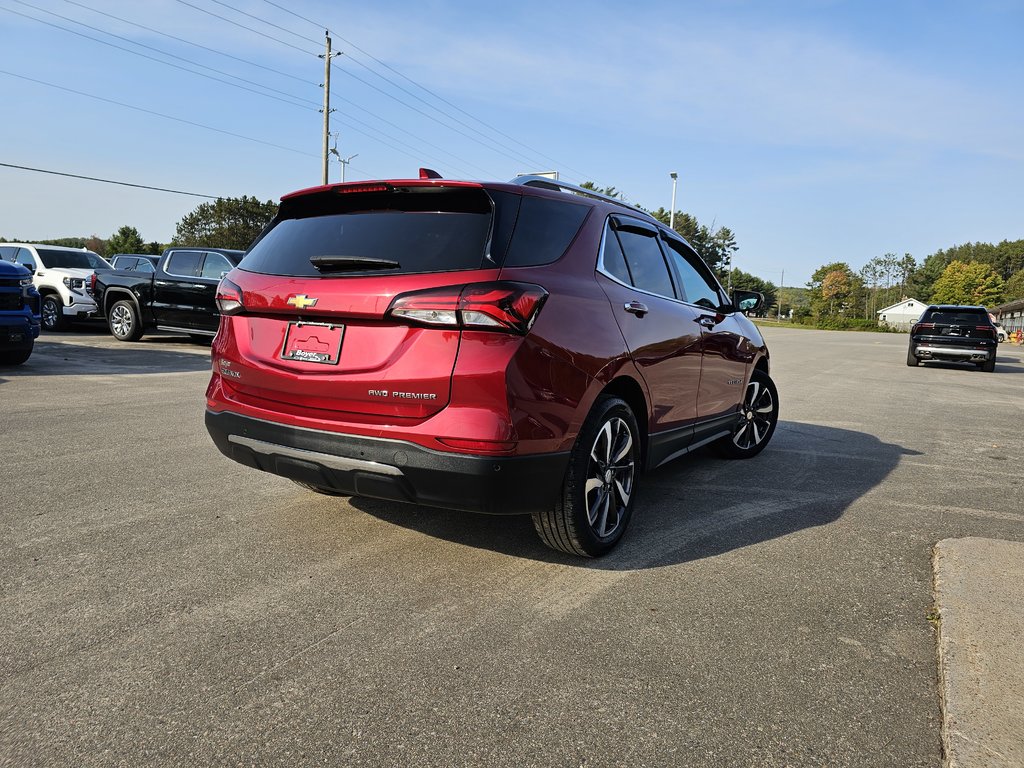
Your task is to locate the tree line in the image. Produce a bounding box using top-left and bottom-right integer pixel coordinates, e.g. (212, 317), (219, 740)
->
(806, 240), (1024, 327)
(1, 196), (278, 258)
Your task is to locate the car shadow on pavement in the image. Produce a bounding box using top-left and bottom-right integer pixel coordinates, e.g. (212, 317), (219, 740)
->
(0, 337), (211, 380)
(350, 421), (919, 569)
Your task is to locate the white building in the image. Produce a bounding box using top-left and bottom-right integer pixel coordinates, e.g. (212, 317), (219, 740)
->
(877, 298), (927, 330)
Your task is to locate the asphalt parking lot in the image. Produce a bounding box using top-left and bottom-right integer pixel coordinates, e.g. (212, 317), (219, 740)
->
(1, 326), (1022, 767)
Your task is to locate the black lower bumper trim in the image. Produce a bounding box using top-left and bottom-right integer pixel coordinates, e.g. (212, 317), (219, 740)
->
(205, 409), (569, 515)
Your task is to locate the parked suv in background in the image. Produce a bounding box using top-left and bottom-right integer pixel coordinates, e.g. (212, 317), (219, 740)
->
(205, 174), (779, 557)
(907, 305), (998, 371)
(0, 243), (111, 331)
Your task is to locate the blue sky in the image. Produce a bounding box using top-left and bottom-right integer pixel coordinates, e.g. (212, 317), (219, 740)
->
(1, 0), (1021, 287)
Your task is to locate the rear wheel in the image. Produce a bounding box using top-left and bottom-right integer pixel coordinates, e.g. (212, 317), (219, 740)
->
(532, 396), (640, 558)
(979, 356), (996, 372)
(41, 295), (67, 331)
(906, 344), (919, 366)
(109, 299), (144, 341)
(717, 369), (779, 459)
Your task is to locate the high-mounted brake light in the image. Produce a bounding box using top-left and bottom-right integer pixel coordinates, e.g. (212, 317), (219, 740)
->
(388, 282), (548, 335)
(215, 278), (245, 316)
(334, 182), (391, 194)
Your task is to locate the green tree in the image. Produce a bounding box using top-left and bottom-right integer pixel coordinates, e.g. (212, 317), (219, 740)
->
(808, 262), (861, 318)
(930, 260), (1004, 306)
(172, 196), (278, 250)
(1003, 268), (1024, 302)
(106, 225), (146, 256)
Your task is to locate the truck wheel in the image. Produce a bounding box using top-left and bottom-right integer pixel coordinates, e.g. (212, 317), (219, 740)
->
(0, 344), (33, 366)
(532, 395), (640, 558)
(41, 295), (67, 331)
(109, 299), (144, 342)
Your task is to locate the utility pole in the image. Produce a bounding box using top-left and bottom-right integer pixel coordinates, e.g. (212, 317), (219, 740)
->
(669, 172), (678, 230)
(777, 269), (784, 321)
(319, 31), (340, 185)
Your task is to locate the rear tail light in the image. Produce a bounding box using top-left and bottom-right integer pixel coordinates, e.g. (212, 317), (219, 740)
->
(388, 282), (548, 334)
(88, 273), (97, 294)
(216, 278), (245, 316)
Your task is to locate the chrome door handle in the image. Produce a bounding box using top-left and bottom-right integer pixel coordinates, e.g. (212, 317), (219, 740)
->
(624, 301), (649, 317)
(698, 315), (718, 328)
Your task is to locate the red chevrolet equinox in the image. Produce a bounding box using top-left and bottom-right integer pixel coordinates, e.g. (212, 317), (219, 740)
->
(205, 174), (779, 556)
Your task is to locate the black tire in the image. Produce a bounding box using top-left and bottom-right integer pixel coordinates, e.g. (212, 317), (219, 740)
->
(189, 334), (212, 344)
(0, 344), (33, 366)
(108, 299), (144, 342)
(716, 369), (779, 459)
(40, 295), (67, 332)
(979, 356), (996, 373)
(906, 344), (919, 366)
(291, 480), (349, 497)
(532, 396), (641, 558)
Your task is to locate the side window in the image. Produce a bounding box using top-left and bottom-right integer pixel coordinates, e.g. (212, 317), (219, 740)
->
(200, 253), (232, 279)
(0, 246), (17, 262)
(165, 251), (202, 278)
(616, 228), (676, 299)
(600, 226), (633, 285)
(14, 249), (36, 270)
(503, 196), (589, 267)
(138, 259), (156, 273)
(662, 237), (723, 309)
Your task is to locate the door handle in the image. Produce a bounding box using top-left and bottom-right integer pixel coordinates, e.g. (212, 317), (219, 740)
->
(698, 315), (718, 328)
(193, 284), (208, 289)
(624, 301), (649, 317)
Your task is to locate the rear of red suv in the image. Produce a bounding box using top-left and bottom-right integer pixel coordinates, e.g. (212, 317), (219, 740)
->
(206, 175), (777, 556)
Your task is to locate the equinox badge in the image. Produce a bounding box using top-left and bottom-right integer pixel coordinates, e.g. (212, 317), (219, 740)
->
(287, 294), (318, 309)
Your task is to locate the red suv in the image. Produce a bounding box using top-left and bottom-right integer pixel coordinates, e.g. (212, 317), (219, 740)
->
(205, 174), (778, 556)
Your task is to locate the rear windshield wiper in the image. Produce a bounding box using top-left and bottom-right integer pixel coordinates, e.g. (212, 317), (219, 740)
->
(309, 255), (401, 272)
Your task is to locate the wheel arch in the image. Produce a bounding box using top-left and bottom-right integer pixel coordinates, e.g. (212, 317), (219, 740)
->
(598, 375), (649, 467)
(104, 288), (142, 316)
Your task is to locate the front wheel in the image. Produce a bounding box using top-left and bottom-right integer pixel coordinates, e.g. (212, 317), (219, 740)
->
(532, 396), (641, 557)
(108, 300), (144, 342)
(41, 295), (67, 331)
(717, 369), (779, 459)
(0, 344), (33, 366)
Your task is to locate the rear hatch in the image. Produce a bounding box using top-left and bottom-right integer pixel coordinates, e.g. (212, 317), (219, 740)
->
(215, 182), (515, 421)
(913, 309), (996, 345)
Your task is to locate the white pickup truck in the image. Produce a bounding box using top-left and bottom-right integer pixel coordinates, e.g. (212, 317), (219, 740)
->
(0, 243), (111, 331)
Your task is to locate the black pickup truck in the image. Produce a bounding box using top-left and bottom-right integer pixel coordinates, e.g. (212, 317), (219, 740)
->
(91, 247), (243, 341)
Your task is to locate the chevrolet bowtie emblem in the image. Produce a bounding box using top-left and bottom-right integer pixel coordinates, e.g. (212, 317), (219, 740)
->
(287, 294), (318, 309)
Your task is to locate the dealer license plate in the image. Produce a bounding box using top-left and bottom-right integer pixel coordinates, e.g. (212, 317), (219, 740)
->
(280, 321), (344, 365)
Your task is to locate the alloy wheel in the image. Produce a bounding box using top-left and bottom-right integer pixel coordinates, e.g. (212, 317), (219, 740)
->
(732, 378), (776, 451)
(111, 304), (133, 337)
(584, 416), (636, 539)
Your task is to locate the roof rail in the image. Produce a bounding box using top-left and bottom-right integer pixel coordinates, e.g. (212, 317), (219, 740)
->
(510, 175), (639, 213)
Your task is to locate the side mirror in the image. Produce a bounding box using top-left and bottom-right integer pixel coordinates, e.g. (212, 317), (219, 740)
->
(730, 289), (763, 314)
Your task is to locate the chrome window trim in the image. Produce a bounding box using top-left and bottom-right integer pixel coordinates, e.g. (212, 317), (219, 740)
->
(596, 215), (727, 312)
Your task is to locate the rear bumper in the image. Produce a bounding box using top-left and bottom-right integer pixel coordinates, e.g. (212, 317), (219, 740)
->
(914, 344), (993, 362)
(205, 409), (570, 515)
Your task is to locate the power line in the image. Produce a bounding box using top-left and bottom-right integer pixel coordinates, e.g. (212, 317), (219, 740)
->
(0, 162), (220, 198)
(59, 0), (313, 87)
(0, 69), (319, 158)
(258, 0), (595, 183)
(5, 1), (320, 111)
(172, 0), (315, 56)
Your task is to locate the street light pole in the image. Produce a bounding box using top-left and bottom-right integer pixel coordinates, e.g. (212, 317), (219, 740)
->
(669, 172), (678, 230)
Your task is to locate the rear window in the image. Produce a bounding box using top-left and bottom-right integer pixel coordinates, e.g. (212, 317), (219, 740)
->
(923, 309), (990, 325)
(239, 188), (495, 278)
